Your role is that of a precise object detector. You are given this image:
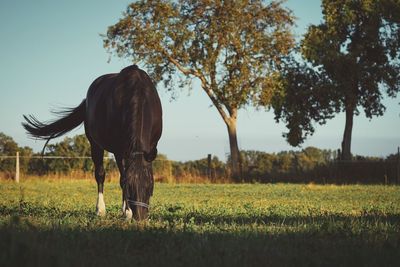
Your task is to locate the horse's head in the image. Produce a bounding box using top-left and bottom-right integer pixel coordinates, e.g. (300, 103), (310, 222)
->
(123, 154), (154, 221)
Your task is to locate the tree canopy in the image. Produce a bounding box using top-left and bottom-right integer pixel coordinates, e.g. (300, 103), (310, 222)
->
(0, 132), (32, 176)
(275, 0), (400, 159)
(272, 59), (338, 146)
(303, 0), (400, 160)
(103, 0), (295, 178)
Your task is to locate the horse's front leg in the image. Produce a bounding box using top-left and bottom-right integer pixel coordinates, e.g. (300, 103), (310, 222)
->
(116, 155), (132, 219)
(91, 144), (106, 216)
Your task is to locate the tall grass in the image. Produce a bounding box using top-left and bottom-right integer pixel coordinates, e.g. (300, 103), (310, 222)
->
(3, 170), (231, 184)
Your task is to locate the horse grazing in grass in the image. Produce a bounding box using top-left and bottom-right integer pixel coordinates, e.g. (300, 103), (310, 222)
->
(22, 65), (163, 220)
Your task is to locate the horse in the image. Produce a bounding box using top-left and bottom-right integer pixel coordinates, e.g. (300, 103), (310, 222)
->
(22, 65), (163, 220)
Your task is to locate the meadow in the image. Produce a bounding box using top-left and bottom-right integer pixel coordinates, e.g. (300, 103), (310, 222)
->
(0, 179), (399, 267)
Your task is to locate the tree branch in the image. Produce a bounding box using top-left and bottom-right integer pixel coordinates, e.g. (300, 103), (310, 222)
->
(203, 86), (231, 124)
(161, 49), (231, 124)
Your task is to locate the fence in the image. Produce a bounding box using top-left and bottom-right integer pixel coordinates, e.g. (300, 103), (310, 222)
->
(241, 159), (400, 184)
(0, 153), (221, 183)
(329, 159), (399, 184)
(0, 153), (113, 182)
(1, 152), (400, 184)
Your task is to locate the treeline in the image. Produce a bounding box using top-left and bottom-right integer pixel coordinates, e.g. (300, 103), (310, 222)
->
(0, 133), (115, 178)
(165, 147), (398, 184)
(0, 133), (33, 179)
(238, 149), (399, 184)
(1, 132), (399, 184)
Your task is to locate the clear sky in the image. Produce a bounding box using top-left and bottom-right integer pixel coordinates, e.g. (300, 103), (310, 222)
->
(0, 0), (399, 161)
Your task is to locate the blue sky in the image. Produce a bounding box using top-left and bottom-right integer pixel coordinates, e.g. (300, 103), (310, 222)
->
(0, 0), (399, 161)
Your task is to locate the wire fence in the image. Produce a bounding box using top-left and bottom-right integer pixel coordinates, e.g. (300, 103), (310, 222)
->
(0, 153), (215, 183)
(1, 152), (400, 184)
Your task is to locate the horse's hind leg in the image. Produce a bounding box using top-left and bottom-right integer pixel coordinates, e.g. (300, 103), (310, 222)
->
(91, 143), (106, 216)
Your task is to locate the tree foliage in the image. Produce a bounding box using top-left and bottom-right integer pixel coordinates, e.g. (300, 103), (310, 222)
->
(272, 59), (339, 146)
(274, 0), (400, 158)
(302, 0), (400, 115)
(103, 0), (295, 178)
(27, 135), (116, 175)
(105, 0), (294, 107)
(0, 132), (32, 176)
(45, 135), (93, 173)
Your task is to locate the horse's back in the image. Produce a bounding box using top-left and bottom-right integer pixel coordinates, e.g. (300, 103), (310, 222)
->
(86, 74), (118, 100)
(85, 66), (162, 156)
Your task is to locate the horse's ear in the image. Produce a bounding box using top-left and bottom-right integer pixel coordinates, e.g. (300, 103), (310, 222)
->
(144, 147), (157, 162)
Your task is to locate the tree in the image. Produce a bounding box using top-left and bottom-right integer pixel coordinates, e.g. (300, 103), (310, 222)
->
(152, 153), (173, 182)
(299, 0), (400, 160)
(0, 132), (19, 175)
(0, 132), (33, 176)
(103, 0), (295, 179)
(45, 134), (94, 173)
(272, 59), (338, 147)
(0, 132), (19, 156)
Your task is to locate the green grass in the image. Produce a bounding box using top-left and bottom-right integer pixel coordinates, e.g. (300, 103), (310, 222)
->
(1, 179), (399, 267)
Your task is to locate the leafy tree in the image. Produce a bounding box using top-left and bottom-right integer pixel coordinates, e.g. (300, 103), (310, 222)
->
(240, 147), (336, 182)
(0, 132), (19, 156)
(171, 155), (226, 180)
(103, 0), (295, 179)
(272, 59), (338, 146)
(0, 132), (32, 176)
(299, 0), (400, 160)
(153, 153), (173, 182)
(27, 134), (117, 175)
(240, 150), (276, 180)
(302, 146), (333, 163)
(44, 134), (93, 173)
(0, 132), (19, 175)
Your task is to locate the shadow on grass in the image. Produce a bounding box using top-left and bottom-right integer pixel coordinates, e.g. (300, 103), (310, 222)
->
(1, 212), (399, 267)
(2, 203), (400, 227)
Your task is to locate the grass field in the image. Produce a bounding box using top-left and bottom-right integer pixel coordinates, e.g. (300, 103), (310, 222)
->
(1, 179), (399, 267)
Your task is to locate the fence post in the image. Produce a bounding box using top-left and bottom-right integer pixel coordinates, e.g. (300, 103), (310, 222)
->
(15, 151), (20, 183)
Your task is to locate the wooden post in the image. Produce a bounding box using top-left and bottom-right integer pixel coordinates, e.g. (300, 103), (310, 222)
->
(15, 151), (20, 183)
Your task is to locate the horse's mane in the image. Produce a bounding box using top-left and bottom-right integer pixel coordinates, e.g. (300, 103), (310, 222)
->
(128, 85), (144, 157)
(122, 66), (155, 198)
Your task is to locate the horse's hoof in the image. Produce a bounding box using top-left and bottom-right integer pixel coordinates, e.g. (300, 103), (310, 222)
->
(96, 208), (106, 217)
(124, 208), (133, 220)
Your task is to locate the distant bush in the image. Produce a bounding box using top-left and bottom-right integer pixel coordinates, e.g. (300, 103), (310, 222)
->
(1, 132), (398, 184)
(0, 132), (33, 178)
(153, 154), (173, 183)
(238, 148), (398, 184)
(170, 155), (227, 182)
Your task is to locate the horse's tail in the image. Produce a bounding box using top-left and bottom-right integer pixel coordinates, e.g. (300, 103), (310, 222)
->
(22, 99), (86, 153)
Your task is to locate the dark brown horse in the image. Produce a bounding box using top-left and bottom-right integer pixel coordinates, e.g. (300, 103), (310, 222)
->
(22, 65), (163, 220)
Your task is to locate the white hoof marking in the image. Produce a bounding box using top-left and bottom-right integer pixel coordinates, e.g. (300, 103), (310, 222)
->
(122, 200), (133, 219)
(96, 192), (106, 216)
(125, 208), (133, 220)
(122, 200), (126, 214)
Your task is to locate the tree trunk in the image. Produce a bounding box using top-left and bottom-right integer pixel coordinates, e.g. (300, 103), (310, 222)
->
(341, 106), (354, 161)
(226, 118), (242, 181)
